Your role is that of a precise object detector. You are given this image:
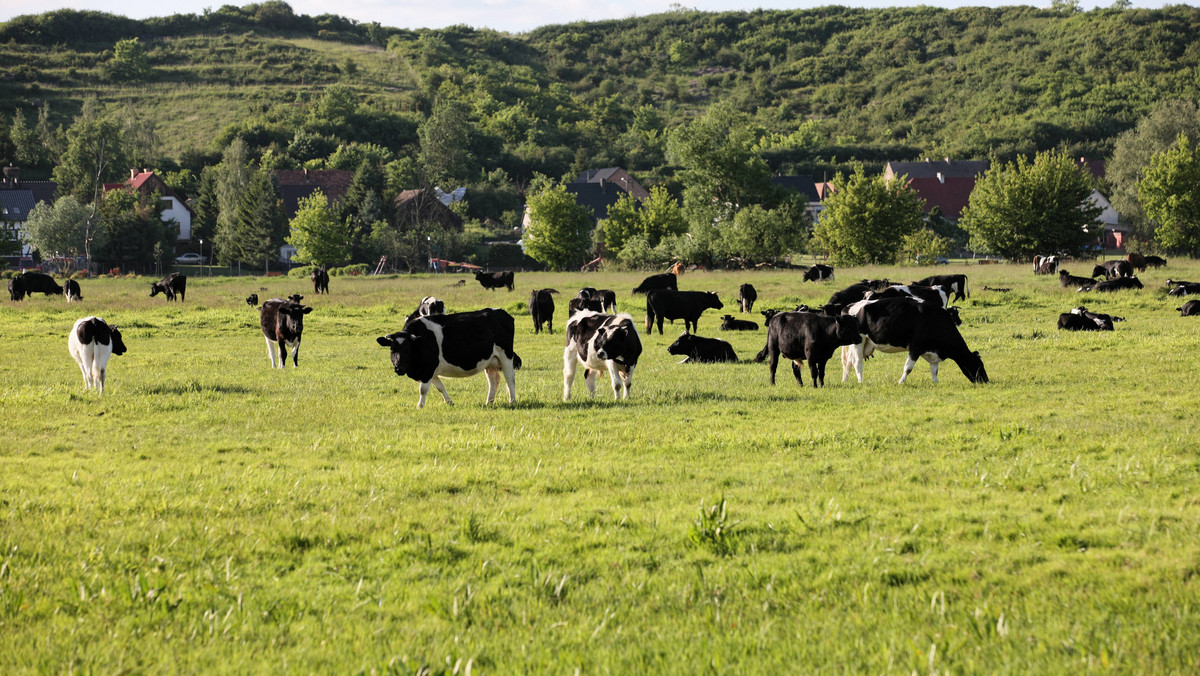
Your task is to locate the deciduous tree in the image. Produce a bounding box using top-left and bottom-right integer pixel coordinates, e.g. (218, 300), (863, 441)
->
(1108, 100), (1200, 239)
(21, 195), (92, 259)
(286, 189), (352, 267)
(1139, 134), (1200, 254)
(812, 165), (925, 265)
(524, 183), (592, 270)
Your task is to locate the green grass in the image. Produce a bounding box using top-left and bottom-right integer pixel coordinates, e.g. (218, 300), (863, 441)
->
(2, 264), (1199, 673)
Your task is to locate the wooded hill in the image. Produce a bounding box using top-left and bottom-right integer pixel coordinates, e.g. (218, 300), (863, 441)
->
(2, 3), (1199, 187)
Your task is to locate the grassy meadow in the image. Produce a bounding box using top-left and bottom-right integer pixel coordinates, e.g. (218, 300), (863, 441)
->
(1, 262), (1199, 673)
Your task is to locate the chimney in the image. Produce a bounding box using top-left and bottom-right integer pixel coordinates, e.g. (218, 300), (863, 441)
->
(131, 168), (136, 180)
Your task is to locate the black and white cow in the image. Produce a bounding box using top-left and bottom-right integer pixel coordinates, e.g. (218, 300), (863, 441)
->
(16, 272), (63, 298)
(259, 298), (312, 368)
(842, 298), (989, 384)
(913, 274), (969, 302)
(766, 311), (861, 387)
(68, 316), (128, 395)
(1092, 260), (1134, 280)
(1033, 255), (1058, 274)
(720, 314), (758, 331)
(1167, 281), (1200, 297)
(377, 308), (522, 408)
(563, 310), (642, 400)
(529, 289), (555, 334)
(1178, 300), (1200, 316)
(150, 273), (186, 302)
(803, 264), (834, 282)
(632, 272), (677, 295)
(645, 289), (724, 334)
(1088, 277), (1143, 292)
(406, 296), (445, 323)
(568, 297), (604, 317)
(63, 279), (82, 302)
(869, 284), (950, 307)
(1057, 306), (1122, 331)
(475, 270), (515, 291)
(668, 333), (737, 363)
(311, 267), (330, 294)
(1059, 270), (1097, 289)
(577, 287), (617, 312)
(737, 283), (757, 313)
(1144, 255), (1168, 268)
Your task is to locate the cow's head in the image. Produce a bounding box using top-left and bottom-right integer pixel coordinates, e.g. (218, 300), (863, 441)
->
(149, 282), (164, 297)
(596, 320), (642, 367)
(109, 326), (128, 356)
(705, 292), (724, 310)
(667, 333), (697, 356)
(833, 315), (861, 345)
(1091, 265), (1106, 278)
(277, 303), (313, 332)
(959, 351), (989, 384)
(946, 306), (962, 326)
(376, 331), (414, 376)
(1130, 276), (1144, 289)
(474, 271), (485, 281)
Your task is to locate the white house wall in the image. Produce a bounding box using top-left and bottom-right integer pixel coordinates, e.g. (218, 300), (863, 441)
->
(161, 197), (192, 240)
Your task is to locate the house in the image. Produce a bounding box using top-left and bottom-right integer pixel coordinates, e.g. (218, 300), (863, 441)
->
(564, 167), (649, 225)
(103, 170), (195, 245)
(884, 159), (990, 221)
(0, 166), (55, 263)
(1075, 158), (1125, 249)
(394, 189), (464, 231)
(273, 169), (354, 263)
(770, 175), (824, 222)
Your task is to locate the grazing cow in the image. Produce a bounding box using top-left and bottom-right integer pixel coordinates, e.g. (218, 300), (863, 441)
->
(1092, 260), (1133, 280)
(568, 297), (603, 317)
(1144, 255), (1167, 268)
(720, 314), (758, 331)
(149, 273), (186, 302)
(842, 298), (989, 384)
(766, 311), (861, 387)
(824, 282), (874, 314)
(529, 289), (555, 334)
(67, 316), (128, 395)
(632, 272), (677, 295)
(475, 270), (514, 291)
(17, 272), (63, 297)
(246, 293), (259, 306)
(377, 308), (522, 408)
(1033, 255), (1058, 274)
(1059, 270), (1097, 289)
(1168, 282), (1200, 297)
(1178, 300), (1200, 316)
(645, 289), (723, 334)
(738, 283), (757, 313)
(8, 275), (24, 301)
(1088, 277), (1143, 293)
(913, 274), (969, 302)
(259, 298), (313, 368)
(63, 279), (82, 302)
(869, 284), (950, 307)
(668, 333), (738, 363)
(803, 264), (834, 282)
(577, 287), (618, 312)
(1127, 252), (1147, 272)
(405, 296), (445, 323)
(311, 267), (330, 294)
(1058, 306), (1123, 331)
(563, 310), (642, 400)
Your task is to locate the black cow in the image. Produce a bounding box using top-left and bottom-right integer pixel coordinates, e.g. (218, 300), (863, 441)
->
(1057, 306), (1123, 331)
(720, 314), (758, 331)
(259, 298), (313, 368)
(645, 289), (723, 334)
(803, 264), (834, 282)
(824, 282), (874, 314)
(1178, 300), (1200, 316)
(869, 284), (950, 307)
(7, 275), (24, 301)
(737, 283), (757, 313)
(150, 273), (186, 302)
(17, 272), (63, 298)
(842, 298), (988, 384)
(376, 309), (522, 408)
(475, 270), (514, 291)
(913, 274), (969, 302)
(1167, 281), (1200, 297)
(668, 333), (738, 363)
(288, 293), (304, 304)
(311, 267), (330, 294)
(64, 279), (82, 302)
(405, 296), (445, 323)
(862, 278), (892, 291)
(568, 297), (603, 317)
(578, 287), (618, 312)
(766, 311), (861, 387)
(632, 272), (677, 295)
(1144, 255), (1168, 268)
(1088, 277), (1143, 292)
(1059, 270), (1097, 289)
(1092, 260), (1133, 280)
(529, 289), (555, 334)
(246, 293), (259, 306)
(1033, 255), (1059, 274)
(563, 311), (642, 400)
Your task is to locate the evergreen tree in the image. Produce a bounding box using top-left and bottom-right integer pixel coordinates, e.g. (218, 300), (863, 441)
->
(212, 139), (253, 264)
(93, 189), (171, 274)
(223, 169), (286, 268)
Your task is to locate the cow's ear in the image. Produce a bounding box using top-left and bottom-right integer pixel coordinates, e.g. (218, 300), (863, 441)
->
(376, 336), (393, 347)
(972, 351), (981, 357)
(302, 307), (313, 314)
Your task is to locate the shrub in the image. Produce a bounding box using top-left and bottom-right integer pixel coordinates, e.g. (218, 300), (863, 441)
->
(288, 265), (317, 279)
(71, 270), (88, 279)
(330, 264), (368, 276)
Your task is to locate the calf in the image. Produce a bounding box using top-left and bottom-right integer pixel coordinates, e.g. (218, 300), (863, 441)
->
(632, 272), (677, 295)
(568, 297), (603, 317)
(720, 314), (758, 331)
(645, 289), (723, 334)
(405, 296), (445, 323)
(1144, 255), (1167, 268)
(246, 293), (259, 306)
(842, 298), (988, 384)
(7, 276), (24, 301)
(767, 311), (861, 387)
(149, 273), (186, 302)
(17, 272), (63, 297)
(1057, 306), (1123, 331)
(311, 267), (330, 294)
(1033, 255), (1058, 274)
(288, 294), (304, 304)
(1088, 277), (1143, 293)
(259, 298), (313, 368)
(63, 279), (82, 302)
(668, 333), (737, 363)
(67, 316), (128, 395)
(529, 289), (555, 334)
(377, 308), (522, 408)
(1179, 300), (1200, 316)
(475, 270), (514, 291)
(1059, 270), (1097, 289)
(1092, 260), (1133, 280)
(803, 264), (834, 282)
(1167, 281), (1200, 297)
(563, 310), (642, 400)
(869, 284), (950, 307)
(913, 274), (969, 302)
(737, 283), (757, 313)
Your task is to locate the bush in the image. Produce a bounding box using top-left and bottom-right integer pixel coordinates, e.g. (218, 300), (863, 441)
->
(71, 270), (88, 279)
(329, 264), (368, 276)
(289, 265), (317, 279)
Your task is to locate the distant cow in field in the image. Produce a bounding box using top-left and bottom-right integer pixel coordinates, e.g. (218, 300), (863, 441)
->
(632, 272), (677, 295)
(259, 298), (312, 368)
(869, 284), (950, 308)
(529, 289), (555, 334)
(405, 296), (445, 323)
(377, 308), (522, 408)
(1144, 255), (1167, 268)
(1087, 277), (1143, 293)
(1092, 260), (1133, 280)
(63, 279), (82, 302)
(913, 274), (969, 302)
(475, 270), (514, 291)
(1059, 270), (1097, 289)
(563, 310), (642, 400)
(68, 316), (127, 395)
(842, 298), (989, 384)
(150, 273), (186, 302)
(1033, 255), (1058, 274)
(7, 275), (23, 301)
(568, 297), (603, 317)
(645, 289), (723, 334)
(720, 314), (758, 331)
(1178, 300), (1200, 316)
(668, 333), (738, 363)
(1167, 280), (1200, 297)
(288, 294), (304, 304)
(737, 283), (757, 312)
(1058, 306), (1122, 331)
(766, 311), (861, 388)
(17, 272), (63, 298)
(311, 267), (330, 294)
(803, 264), (834, 282)
(246, 293), (259, 306)
(1127, 252), (1146, 272)
(578, 287), (617, 312)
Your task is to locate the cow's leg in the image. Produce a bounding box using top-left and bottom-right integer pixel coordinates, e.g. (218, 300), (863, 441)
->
(606, 362), (623, 399)
(925, 354), (941, 383)
(75, 353), (92, 390)
(431, 376), (453, 405)
(562, 348), (578, 401)
(290, 338), (301, 367)
(501, 358), (517, 404)
(584, 368), (598, 397)
(484, 367), (500, 404)
(854, 343), (868, 383)
(841, 346), (853, 382)
(768, 344), (780, 385)
(96, 364), (105, 395)
(265, 336), (277, 368)
(417, 381), (431, 408)
(899, 354), (918, 384)
(792, 360), (805, 386)
(656, 316), (664, 335)
(810, 359), (823, 388)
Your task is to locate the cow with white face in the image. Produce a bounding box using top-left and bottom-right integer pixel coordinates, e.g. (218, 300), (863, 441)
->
(563, 310), (642, 400)
(68, 316), (128, 394)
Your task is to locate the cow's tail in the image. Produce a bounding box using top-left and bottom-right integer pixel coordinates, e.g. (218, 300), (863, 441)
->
(508, 350), (523, 370)
(964, 276), (970, 299)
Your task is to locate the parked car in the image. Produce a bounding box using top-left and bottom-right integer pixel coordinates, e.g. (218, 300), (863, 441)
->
(174, 252), (207, 264)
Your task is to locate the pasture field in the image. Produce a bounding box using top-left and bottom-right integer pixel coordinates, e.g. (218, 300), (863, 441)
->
(2, 263), (1199, 673)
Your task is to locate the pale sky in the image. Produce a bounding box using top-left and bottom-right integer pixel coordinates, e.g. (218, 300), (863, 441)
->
(0, 1), (1178, 34)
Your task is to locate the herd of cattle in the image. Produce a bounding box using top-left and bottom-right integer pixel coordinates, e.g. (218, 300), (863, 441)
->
(7, 253), (1196, 404)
